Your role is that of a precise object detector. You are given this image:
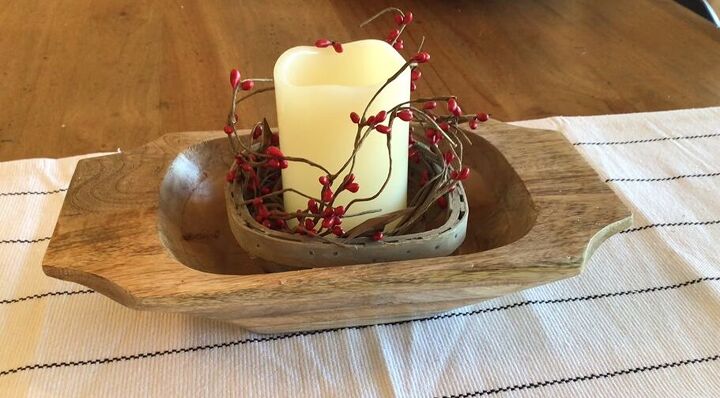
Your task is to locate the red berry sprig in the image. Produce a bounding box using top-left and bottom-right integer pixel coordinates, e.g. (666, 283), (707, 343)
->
(425, 128), (442, 146)
(468, 112), (490, 129)
(264, 146), (284, 158)
(381, 9), (413, 50)
(397, 109), (413, 121)
(413, 52), (430, 63)
(411, 68), (421, 81)
(331, 225), (345, 237)
(350, 112), (361, 124)
(403, 12), (413, 24)
(423, 101), (437, 110)
(345, 182), (360, 193)
(451, 167), (471, 181)
(322, 187), (334, 202)
(315, 39), (344, 53)
(230, 69), (241, 89)
(241, 80), (254, 91)
(447, 98), (461, 116)
(375, 125), (392, 135)
(229, 68), (261, 93)
(343, 173), (360, 193)
(314, 39), (332, 48)
(307, 199), (320, 214)
(387, 29), (400, 42)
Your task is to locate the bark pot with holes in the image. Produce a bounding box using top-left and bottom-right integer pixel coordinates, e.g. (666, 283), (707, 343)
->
(225, 163), (469, 269)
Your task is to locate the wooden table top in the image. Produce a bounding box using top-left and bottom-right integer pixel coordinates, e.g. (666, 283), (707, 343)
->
(2, 0), (719, 161)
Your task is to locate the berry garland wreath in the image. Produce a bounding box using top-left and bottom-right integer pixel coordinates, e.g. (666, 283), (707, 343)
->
(222, 8), (489, 265)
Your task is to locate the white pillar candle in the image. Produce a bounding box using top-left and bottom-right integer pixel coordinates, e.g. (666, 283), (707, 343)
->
(274, 39), (410, 229)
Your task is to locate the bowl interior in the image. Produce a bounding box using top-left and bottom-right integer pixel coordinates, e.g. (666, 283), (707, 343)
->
(158, 134), (537, 275)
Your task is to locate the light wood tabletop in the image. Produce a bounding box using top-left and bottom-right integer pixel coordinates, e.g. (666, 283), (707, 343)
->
(2, 0), (719, 161)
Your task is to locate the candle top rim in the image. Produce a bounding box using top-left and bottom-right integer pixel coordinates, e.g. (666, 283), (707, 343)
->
(273, 39), (408, 89)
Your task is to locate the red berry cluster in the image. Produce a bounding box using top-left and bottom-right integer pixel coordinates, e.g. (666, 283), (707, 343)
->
(224, 69), (266, 136)
(228, 135), (371, 238)
(299, 200), (347, 237)
(468, 112), (490, 129)
(404, 94), (490, 208)
(293, 171), (363, 238)
(386, 10), (413, 51)
(229, 148), (289, 231)
(409, 52), (430, 92)
(349, 109), (394, 135)
(229, 69), (255, 91)
(264, 146), (289, 170)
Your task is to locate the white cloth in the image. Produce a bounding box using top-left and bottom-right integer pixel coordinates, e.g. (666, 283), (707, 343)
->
(1, 107), (720, 397)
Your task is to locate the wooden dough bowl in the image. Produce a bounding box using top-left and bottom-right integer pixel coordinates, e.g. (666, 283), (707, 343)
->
(42, 121), (631, 333)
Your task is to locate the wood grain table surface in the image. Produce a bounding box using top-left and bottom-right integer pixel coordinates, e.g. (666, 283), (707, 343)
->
(708, 0), (720, 17)
(1, 0), (719, 161)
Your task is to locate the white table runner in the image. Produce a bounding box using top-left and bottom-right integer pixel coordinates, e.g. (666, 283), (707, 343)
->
(1, 107), (719, 397)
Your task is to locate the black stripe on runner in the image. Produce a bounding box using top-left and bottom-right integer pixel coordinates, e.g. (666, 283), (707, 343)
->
(0, 236), (51, 244)
(0, 289), (94, 305)
(2, 218), (709, 246)
(0, 188), (68, 197)
(0, 220), (708, 304)
(1, 276), (718, 378)
(606, 172), (720, 183)
(621, 220), (720, 234)
(438, 354), (720, 397)
(573, 132), (720, 146)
